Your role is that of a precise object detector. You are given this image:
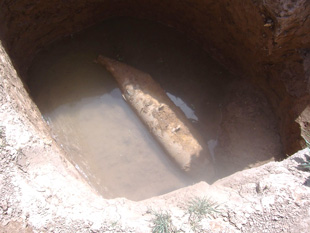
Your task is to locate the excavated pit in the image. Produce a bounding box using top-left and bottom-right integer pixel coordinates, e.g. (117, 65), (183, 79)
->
(26, 18), (282, 200)
(0, 0), (309, 201)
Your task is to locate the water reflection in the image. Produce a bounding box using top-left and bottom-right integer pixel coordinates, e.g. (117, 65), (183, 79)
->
(167, 92), (198, 121)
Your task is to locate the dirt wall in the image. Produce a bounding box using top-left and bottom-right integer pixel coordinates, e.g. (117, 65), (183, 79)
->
(0, 0), (309, 154)
(1, 1), (310, 231)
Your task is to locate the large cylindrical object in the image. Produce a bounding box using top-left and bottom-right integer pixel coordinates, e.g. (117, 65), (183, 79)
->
(97, 55), (214, 179)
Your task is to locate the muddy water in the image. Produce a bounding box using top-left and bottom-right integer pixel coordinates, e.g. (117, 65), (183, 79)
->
(28, 17), (281, 201)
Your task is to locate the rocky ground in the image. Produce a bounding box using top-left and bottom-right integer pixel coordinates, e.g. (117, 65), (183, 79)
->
(1, 41), (310, 232)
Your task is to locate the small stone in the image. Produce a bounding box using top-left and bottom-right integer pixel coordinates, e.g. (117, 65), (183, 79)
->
(7, 207), (12, 215)
(255, 204), (262, 211)
(0, 200), (8, 211)
(261, 195), (275, 208)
